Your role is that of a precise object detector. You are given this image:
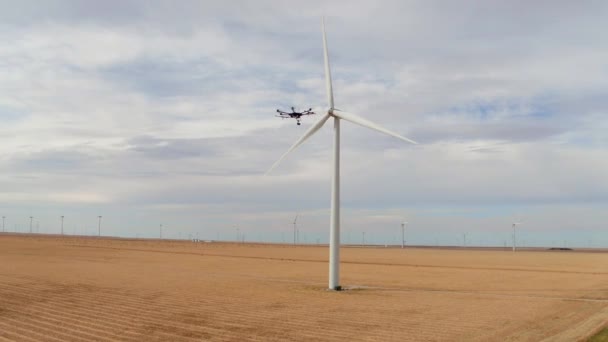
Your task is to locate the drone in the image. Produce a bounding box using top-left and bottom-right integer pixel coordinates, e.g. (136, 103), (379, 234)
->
(276, 107), (315, 125)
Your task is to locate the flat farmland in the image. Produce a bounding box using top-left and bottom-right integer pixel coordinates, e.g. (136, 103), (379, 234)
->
(0, 235), (607, 341)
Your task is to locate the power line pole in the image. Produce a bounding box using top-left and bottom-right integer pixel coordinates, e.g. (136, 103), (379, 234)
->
(2, 216), (5, 233)
(160, 224), (163, 239)
(98, 216), (102, 237)
(61, 216), (64, 235)
(29, 216), (33, 234)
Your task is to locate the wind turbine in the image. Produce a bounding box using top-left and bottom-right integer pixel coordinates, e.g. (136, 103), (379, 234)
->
(401, 221), (408, 249)
(267, 18), (417, 290)
(293, 214), (299, 246)
(512, 221), (522, 252)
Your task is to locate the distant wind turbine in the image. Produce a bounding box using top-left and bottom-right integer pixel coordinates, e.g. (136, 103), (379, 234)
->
(267, 18), (417, 290)
(512, 221), (522, 252)
(293, 214), (299, 246)
(401, 221), (408, 249)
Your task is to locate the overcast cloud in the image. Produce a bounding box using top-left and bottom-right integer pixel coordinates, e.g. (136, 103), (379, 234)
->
(0, 1), (607, 247)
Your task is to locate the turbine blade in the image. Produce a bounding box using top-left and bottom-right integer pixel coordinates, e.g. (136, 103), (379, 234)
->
(332, 110), (418, 145)
(322, 17), (334, 109)
(266, 114), (331, 175)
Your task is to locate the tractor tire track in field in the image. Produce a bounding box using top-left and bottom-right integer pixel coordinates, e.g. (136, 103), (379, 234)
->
(69, 244), (608, 276)
(0, 278), (357, 341)
(0, 274), (603, 342)
(0, 282), (215, 341)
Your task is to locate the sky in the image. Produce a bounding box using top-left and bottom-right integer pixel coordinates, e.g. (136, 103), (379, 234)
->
(0, 1), (607, 247)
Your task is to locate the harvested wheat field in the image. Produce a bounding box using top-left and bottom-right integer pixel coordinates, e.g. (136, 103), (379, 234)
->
(0, 234), (607, 341)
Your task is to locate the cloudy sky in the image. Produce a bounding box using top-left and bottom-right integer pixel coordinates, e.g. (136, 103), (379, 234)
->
(1, 1), (607, 247)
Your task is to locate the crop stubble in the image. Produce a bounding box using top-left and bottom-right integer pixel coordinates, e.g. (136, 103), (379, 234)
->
(0, 235), (607, 341)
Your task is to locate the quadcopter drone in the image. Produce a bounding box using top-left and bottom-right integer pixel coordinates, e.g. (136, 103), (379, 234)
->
(275, 107), (315, 125)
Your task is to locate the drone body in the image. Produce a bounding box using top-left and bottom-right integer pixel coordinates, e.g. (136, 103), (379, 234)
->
(276, 107), (315, 125)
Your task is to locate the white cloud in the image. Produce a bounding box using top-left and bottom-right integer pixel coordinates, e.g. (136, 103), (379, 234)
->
(0, 1), (607, 245)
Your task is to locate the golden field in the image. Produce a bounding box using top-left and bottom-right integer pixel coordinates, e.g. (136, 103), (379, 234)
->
(0, 234), (607, 341)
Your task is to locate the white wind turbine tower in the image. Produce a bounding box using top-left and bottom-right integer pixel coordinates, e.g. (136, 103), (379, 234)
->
(293, 214), (299, 246)
(401, 221), (407, 249)
(267, 18), (417, 290)
(512, 221), (522, 252)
